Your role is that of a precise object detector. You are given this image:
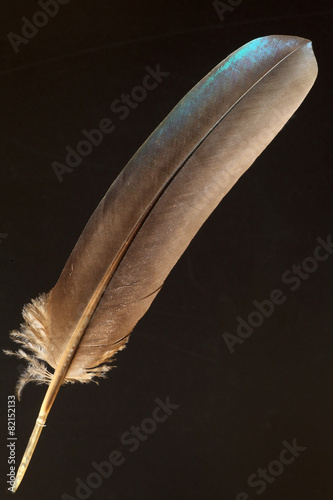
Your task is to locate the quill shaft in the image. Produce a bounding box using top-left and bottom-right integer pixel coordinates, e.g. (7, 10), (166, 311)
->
(13, 286), (104, 490)
(13, 420), (44, 491)
(13, 337), (78, 491)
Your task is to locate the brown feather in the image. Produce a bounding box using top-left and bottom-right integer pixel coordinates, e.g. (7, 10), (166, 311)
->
(7, 35), (318, 397)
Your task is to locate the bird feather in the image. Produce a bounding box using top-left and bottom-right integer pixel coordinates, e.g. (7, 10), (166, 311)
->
(7, 35), (318, 397)
(5, 34), (318, 492)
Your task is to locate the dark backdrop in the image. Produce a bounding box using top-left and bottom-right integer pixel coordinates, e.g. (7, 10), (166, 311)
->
(1, 1), (332, 499)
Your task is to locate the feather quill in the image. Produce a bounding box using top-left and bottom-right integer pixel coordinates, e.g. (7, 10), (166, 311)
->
(6, 35), (317, 491)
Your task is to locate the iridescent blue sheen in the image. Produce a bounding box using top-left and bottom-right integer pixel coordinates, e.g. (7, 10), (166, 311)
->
(151, 35), (303, 148)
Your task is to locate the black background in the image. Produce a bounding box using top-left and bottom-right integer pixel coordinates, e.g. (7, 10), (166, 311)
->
(1, 1), (332, 499)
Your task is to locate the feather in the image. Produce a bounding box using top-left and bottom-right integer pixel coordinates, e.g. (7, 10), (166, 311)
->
(6, 35), (317, 491)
